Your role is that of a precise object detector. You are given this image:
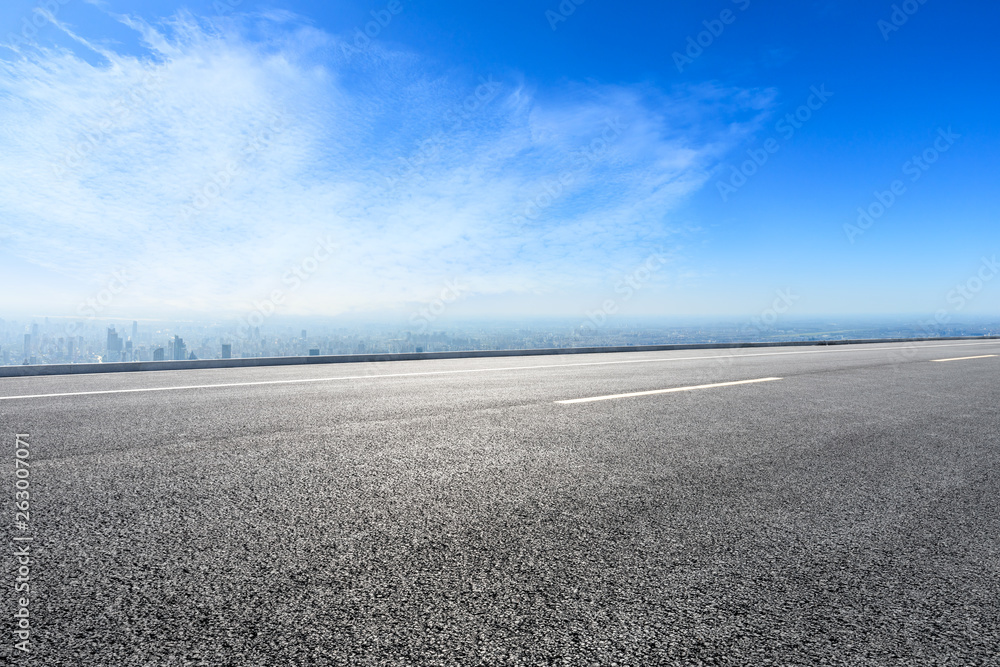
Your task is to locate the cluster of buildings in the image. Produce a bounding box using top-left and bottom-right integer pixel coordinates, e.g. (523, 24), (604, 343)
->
(1, 319), (313, 366)
(1, 316), (998, 367)
(1, 319), (198, 366)
(105, 325), (203, 363)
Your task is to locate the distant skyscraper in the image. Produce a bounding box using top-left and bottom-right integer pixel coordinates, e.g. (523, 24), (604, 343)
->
(171, 336), (187, 361)
(309, 348), (320, 356)
(301, 329), (307, 339)
(153, 348), (165, 361)
(221, 343), (232, 359)
(23, 333), (30, 360)
(106, 327), (124, 362)
(131, 320), (138, 343)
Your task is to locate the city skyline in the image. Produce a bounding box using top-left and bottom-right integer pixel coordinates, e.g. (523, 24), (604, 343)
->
(4, 311), (998, 366)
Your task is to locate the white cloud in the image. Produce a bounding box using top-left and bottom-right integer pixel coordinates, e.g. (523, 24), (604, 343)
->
(0, 9), (772, 321)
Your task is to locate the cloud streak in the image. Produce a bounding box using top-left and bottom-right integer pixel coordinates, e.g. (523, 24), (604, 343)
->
(0, 8), (772, 320)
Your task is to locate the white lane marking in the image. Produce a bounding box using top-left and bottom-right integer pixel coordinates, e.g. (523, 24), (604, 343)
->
(930, 354), (998, 362)
(0, 340), (998, 401)
(555, 377), (784, 404)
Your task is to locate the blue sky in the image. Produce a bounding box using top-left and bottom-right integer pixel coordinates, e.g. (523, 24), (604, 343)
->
(1, 0), (998, 323)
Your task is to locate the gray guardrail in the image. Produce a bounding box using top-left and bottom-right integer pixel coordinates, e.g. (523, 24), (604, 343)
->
(1, 336), (997, 378)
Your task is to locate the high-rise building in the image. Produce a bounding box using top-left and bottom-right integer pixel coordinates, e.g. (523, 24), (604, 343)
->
(22, 333), (30, 360)
(171, 336), (187, 361)
(153, 348), (165, 361)
(106, 327), (124, 362)
(131, 320), (138, 343)
(221, 343), (232, 359)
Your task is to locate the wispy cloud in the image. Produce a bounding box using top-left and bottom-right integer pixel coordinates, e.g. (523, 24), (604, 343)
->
(0, 8), (772, 319)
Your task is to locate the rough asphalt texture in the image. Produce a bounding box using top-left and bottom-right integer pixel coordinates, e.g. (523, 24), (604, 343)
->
(2, 340), (999, 665)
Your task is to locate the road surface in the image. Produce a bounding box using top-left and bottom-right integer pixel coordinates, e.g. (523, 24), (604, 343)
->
(2, 340), (999, 665)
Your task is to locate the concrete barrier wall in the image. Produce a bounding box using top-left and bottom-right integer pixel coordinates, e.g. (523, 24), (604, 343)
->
(1, 336), (997, 378)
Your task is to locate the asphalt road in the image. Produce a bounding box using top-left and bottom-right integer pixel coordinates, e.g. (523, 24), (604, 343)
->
(2, 340), (999, 666)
